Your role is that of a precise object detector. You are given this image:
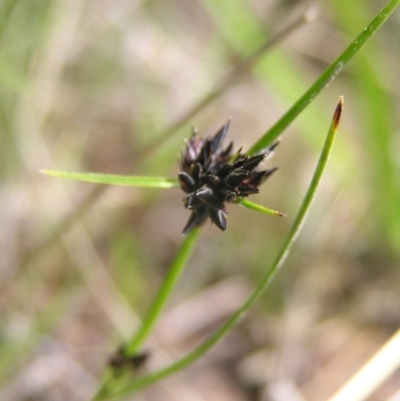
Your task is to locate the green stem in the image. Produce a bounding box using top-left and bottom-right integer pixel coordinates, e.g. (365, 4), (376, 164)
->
(236, 198), (286, 217)
(125, 227), (201, 355)
(40, 170), (179, 188)
(247, 0), (400, 155)
(92, 228), (201, 400)
(101, 97), (343, 399)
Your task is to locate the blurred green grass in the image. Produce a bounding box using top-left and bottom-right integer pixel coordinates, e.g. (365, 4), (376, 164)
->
(1, 1), (400, 400)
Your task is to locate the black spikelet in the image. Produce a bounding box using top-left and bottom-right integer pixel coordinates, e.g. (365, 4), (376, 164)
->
(178, 121), (279, 235)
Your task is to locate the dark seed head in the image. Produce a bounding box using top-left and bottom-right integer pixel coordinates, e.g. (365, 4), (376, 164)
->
(178, 121), (278, 234)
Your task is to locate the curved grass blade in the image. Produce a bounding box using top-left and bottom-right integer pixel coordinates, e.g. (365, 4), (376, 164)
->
(40, 170), (179, 189)
(247, 0), (400, 155)
(96, 97), (343, 399)
(235, 198), (286, 217)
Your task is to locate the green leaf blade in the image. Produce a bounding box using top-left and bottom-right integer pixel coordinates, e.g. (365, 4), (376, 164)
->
(40, 170), (179, 189)
(235, 198), (286, 217)
(100, 97), (343, 399)
(247, 0), (400, 155)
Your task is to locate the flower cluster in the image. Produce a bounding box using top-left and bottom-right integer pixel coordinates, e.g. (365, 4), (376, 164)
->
(178, 121), (279, 234)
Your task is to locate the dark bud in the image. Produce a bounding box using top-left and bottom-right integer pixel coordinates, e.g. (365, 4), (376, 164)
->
(182, 207), (208, 235)
(261, 141), (280, 160)
(178, 172), (196, 193)
(263, 167), (278, 180)
(219, 141), (233, 160)
(230, 149), (245, 166)
(224, 168), (249, 188)
(127, 352), (149, 370)
(108, 348), (149, 371)
(184, 193), (203, 209)
(237, 183), (259, 195)
(199, 140), (212, 165)
(209, 120), (230, 154)
(243, 154), (266, 171)
(182, 211), (197, 235)
(189, 163), (202, 181)
(247, 167), (278, 187)
(205, 174), (220, 187)
(196, 186), (214, 203)
(108, 352), (125, 370)
(185, 134), (199, 162)
(209, 208), (227, 231)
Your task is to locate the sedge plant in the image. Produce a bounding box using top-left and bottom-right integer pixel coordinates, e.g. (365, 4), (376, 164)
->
(43, 95), (342, 400)
(40, 0), (400, 399)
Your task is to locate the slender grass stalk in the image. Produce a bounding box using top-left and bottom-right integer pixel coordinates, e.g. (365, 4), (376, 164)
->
(124, 227), (201, 355)
(93, 227), (201, 400)
(247, 0), (400, 155)
(95, 97), (343, 400)
(40, 170), (178, 188)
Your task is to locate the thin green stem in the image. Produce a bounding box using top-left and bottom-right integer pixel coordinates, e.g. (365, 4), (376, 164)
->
(40, 170), (179, 188)
(247, 0), (400, 155)
(92, 228), (201, 400)
(99, 97), (343, 400)
(236, 198), (286, 217)
(125, 227), (201, 355)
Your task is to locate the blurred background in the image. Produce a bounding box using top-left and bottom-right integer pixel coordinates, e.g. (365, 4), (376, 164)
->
(1, 0), (400, 400)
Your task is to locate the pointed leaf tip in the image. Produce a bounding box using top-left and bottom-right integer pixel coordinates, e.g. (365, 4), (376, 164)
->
(333, 96), (344, 129)
(235, 198), (286, 217)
